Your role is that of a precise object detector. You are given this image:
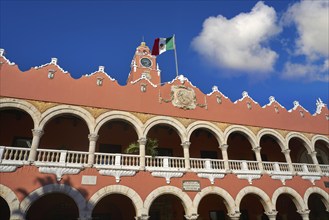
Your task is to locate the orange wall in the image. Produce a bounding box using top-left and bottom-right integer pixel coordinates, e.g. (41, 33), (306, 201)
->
(1, 57), (328, 136)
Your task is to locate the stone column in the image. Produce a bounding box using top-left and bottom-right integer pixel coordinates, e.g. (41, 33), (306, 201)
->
(282, 149), (295, 173)
(297, 210), (310, 220)
(228, 212), (241, 220)
(135, 214), (150, 220)
(184, 214), (199, 220)
(28, 129), (44, 162)
(265, 211), (278, 220)
(252, 146), (264, 172)
(87, 133), (99, 166)
(219, 144), (230, 171)
(309, 151), (322, 172)
(138, 138), (147, 170)
(181, 141), (191, 169)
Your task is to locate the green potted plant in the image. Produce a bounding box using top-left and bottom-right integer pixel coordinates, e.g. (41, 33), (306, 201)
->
(125, 138), (159, 157)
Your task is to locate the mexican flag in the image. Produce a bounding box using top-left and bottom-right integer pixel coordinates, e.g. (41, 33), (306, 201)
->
(151, 37), (175, 56)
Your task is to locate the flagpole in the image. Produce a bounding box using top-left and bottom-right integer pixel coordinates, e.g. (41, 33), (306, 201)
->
(173, 34), (179, 77)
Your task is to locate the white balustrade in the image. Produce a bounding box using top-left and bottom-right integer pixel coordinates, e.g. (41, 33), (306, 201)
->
(263, 162), (291, 173)
(0, 146), (30, 164)
(94, 153), (140, 169)
(229, 160), (260, 171)
(1, 146), (328, 180)
(94, 153), (116, 166)
(319, 165), (329, 175)
(293, 163), (320, 174)
(190, 158), (225, 171)
(145, 156), (185, 170)
(35, 149), (61, 163)
(66, 151), (89, 165)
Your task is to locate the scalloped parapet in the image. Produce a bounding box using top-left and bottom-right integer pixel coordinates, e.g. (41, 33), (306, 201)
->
(0, 49), (328, 135)
(85, 66), (116, 81)
(0, 49), (15, 66)
(34, 57), (68, 74)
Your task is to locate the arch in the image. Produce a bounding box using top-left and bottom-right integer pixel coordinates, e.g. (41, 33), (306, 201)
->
(39, 105), (95, 134)
(95, 111), (143, 138)
(272, 187), (306, 211)
(257, 128), (287, 151)
(87, 185), (144, 217)
(186, 121), (224, 146)
(286, 132), (313, 153)
(0, 184), (21, 219)
(193, 186), (236, 215)
(304, 187), (329, 211)
(235, 186), (274, 213)
(312, 135), (329, 148)
(224, 125), (257, 148)
(144, 186), (194, 216)
(143, 116), (187, 143)
(20, 184), (87, 219)
(0, 98), (41, 128)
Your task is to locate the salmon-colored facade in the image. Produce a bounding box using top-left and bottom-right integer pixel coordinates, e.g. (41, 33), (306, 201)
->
(0, 44), (328, 220)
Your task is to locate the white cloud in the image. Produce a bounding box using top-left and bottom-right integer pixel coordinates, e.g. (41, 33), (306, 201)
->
(281, 0), (329, 81)
(192, 1), (281, 76)
(283, 0), (329, 59)
(282, 60), (329, 82)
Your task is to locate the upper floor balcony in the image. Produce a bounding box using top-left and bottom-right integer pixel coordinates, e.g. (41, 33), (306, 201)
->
(0, 98), (328, 185)
(1, 146), (328, 185)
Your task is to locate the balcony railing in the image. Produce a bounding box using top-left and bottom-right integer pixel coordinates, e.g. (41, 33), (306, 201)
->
(94, 152), (140, 169)
(146, 156), (185, 171)
(0, 146), (30, 165)
(1, 146), (328, 177)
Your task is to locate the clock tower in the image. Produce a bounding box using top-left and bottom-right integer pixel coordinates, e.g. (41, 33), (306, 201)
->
(127, 42), (161, 85)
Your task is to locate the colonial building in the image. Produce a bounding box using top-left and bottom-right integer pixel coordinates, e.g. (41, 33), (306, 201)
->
(0, 43), (328, 220)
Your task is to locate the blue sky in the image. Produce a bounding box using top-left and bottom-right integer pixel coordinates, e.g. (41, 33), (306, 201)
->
(1, 0), (328, 114)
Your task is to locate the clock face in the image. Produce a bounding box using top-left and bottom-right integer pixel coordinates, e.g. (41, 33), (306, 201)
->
(140, 58), (152, 68)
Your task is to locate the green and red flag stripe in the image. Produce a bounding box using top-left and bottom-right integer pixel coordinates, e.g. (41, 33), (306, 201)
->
(151, 37), (175, 56)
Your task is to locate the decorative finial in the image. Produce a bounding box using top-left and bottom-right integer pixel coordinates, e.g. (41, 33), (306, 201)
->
(242, 91), (248, 98)
(141, 42), (146, 46)
(0, 49), (4, 56)
(269, 96), (275, 103)
(212, 86), (219, 92)
(98, 66), (105, 72)
(51, 58), (57, 64)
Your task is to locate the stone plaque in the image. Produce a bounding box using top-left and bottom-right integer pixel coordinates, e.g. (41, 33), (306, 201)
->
(182, 180), (201, 192)
(81, 175), (97, 185)
(172, 85), (196, 110)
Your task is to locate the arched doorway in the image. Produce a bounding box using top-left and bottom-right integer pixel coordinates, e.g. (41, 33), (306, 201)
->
(239, 194), (269, 220)
(149, 194), (185, 220)
(40, 114), (89, 151)
(0, 109), (34, 147)
(259, 135), (285, 162)
(0, 196), (10, 220)
(26, 193), (79, 220)
(147, 124), (182, 157)
(276, 194), (302, 220)
(227, 132), (254, 161)
(313, 140), (329, 164)
(289, 137), (312, 163)
(198, 194), (228, 220)
(308, 193), (329, 220)
(97, 120), (138, 154)
(92, 194), (136, 220)
(189, 128), (221, 160)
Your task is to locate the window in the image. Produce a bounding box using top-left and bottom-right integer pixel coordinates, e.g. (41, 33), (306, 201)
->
(157, 148), (173, 157)
(200, 151), (218, 159)
(99, 144), (121, 154)
(13, 137), (32, 148)
(209, 211), (225, 220)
